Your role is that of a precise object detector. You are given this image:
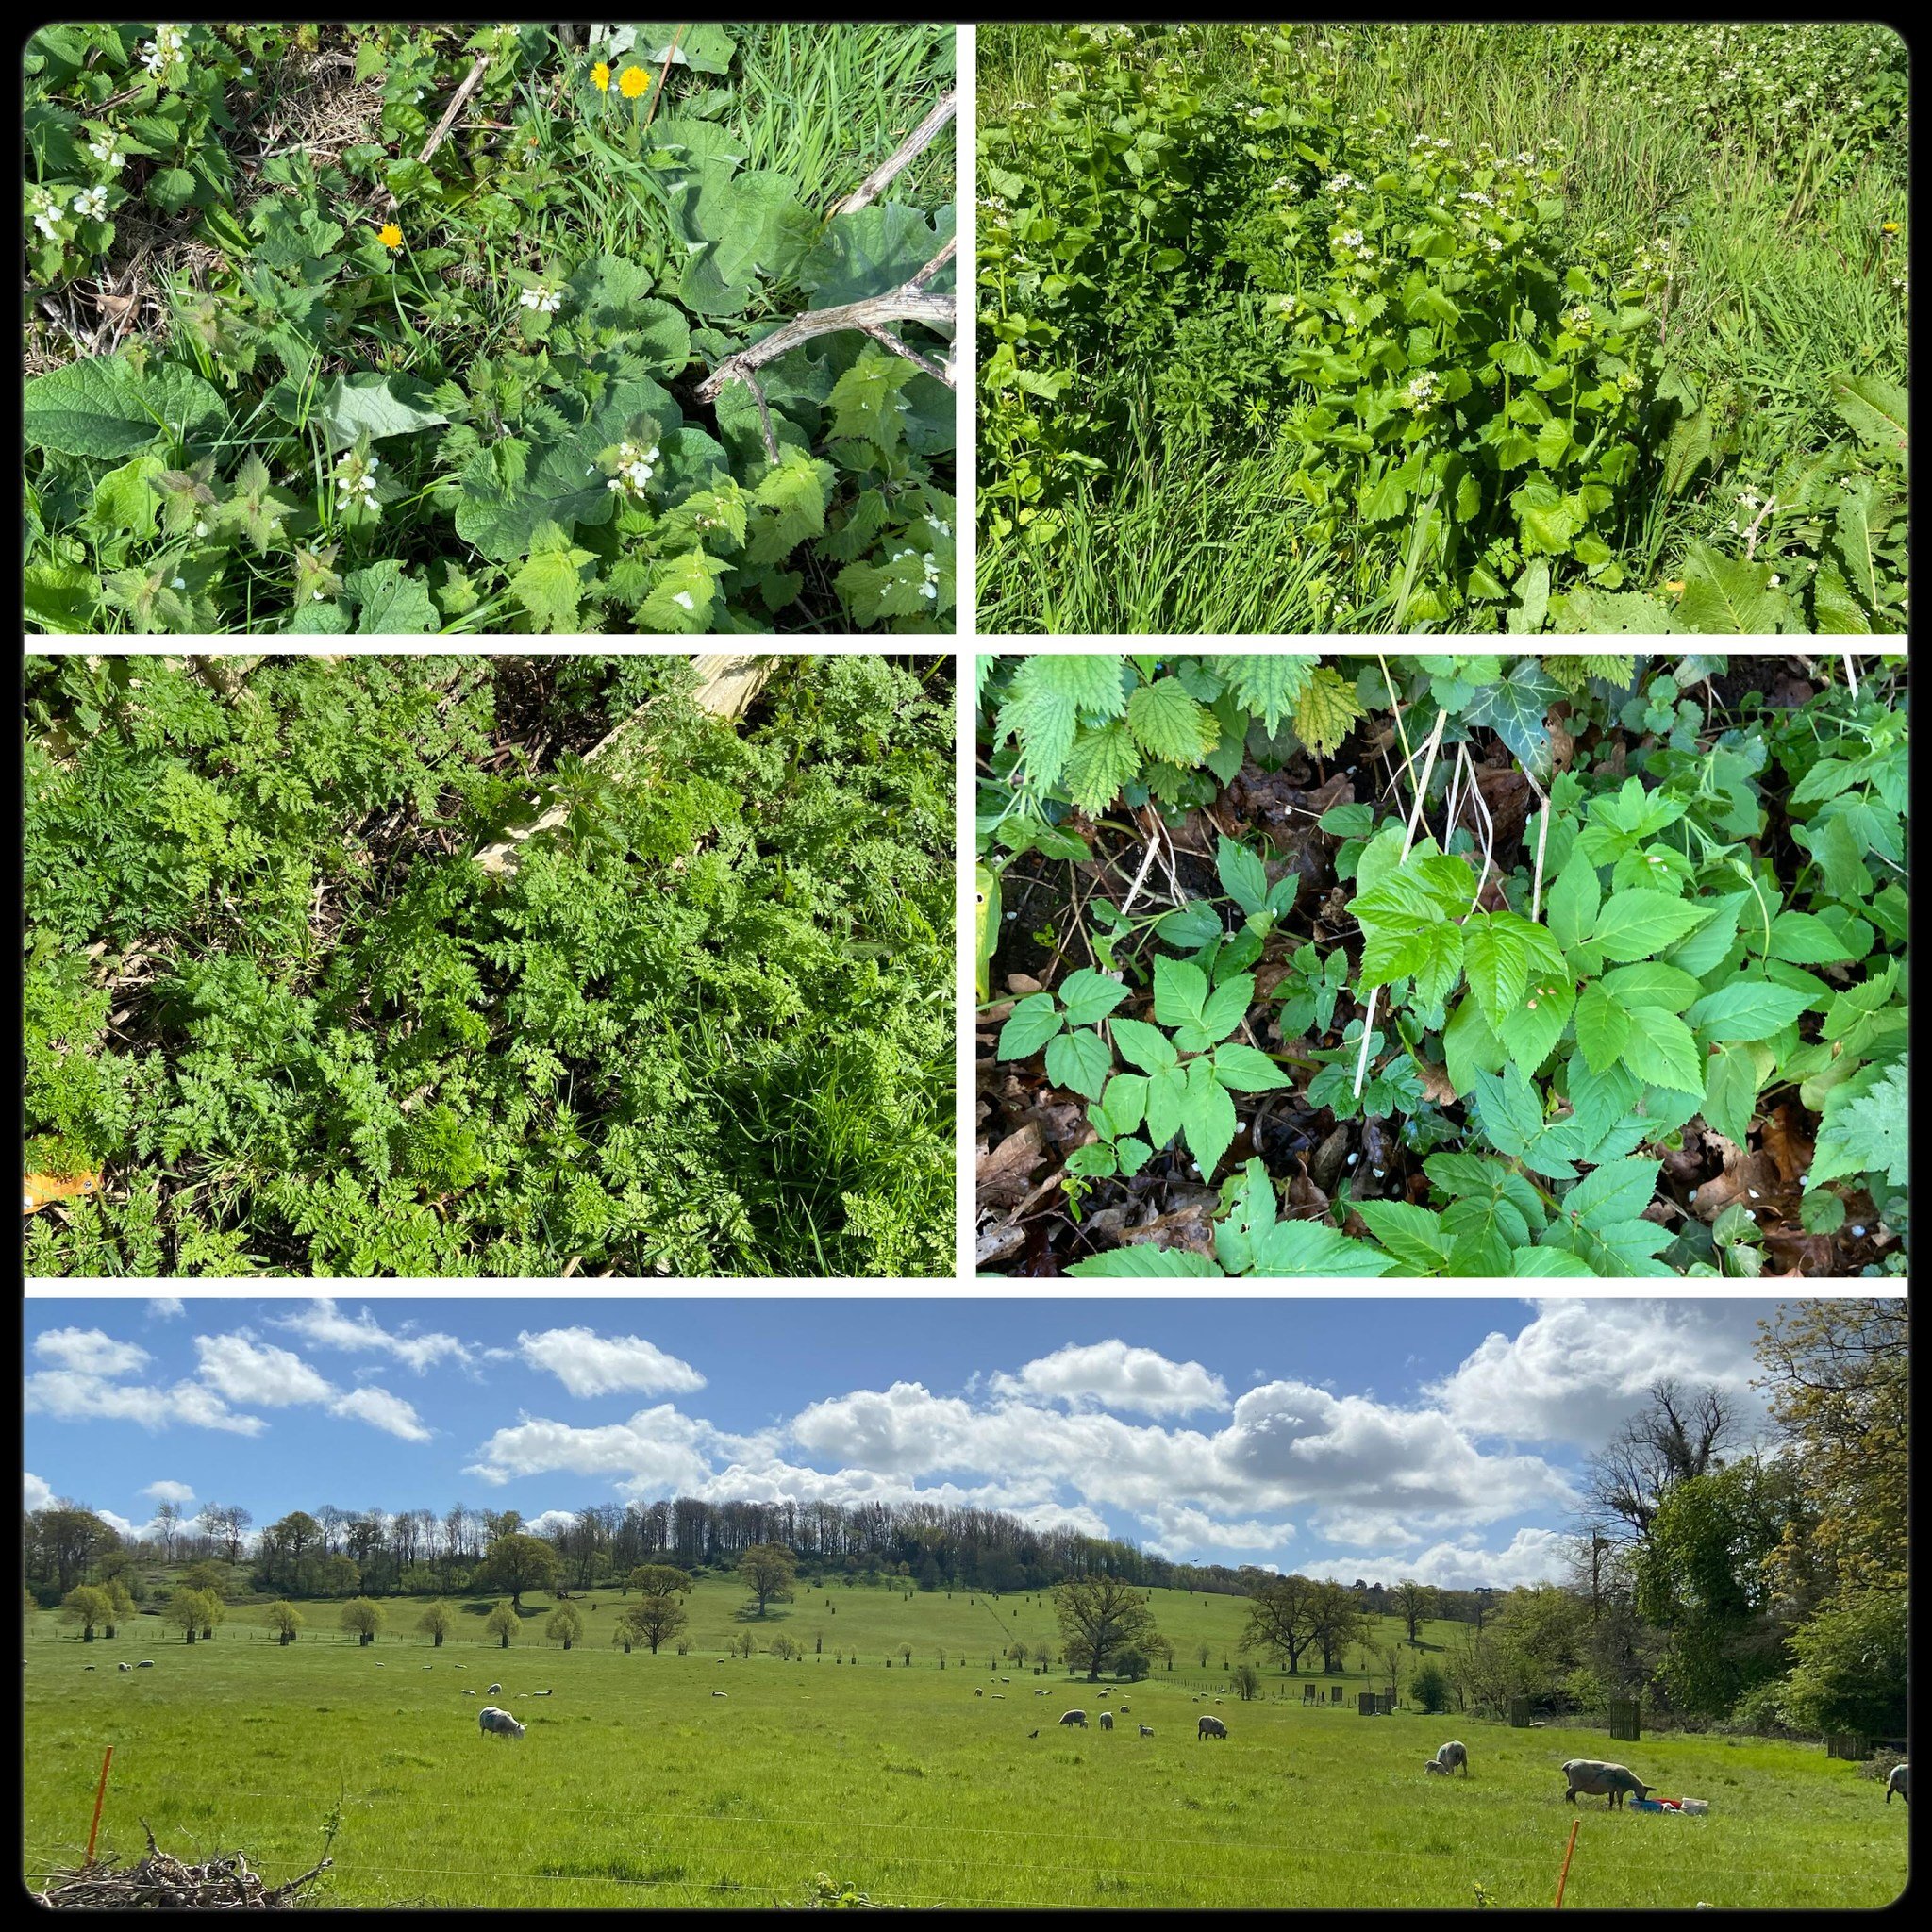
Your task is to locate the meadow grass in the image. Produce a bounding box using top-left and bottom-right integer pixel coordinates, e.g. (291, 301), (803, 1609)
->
(975, 23), (1908, 634)
(23, 1581), (1907, 1909)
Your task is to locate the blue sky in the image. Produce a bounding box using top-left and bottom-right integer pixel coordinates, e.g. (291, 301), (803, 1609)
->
(24, 1296), (1784, 1588)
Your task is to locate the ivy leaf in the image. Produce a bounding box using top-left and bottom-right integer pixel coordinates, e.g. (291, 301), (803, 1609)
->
(1462, 656), (1564, 781)
(1126, 676), (1218, 766)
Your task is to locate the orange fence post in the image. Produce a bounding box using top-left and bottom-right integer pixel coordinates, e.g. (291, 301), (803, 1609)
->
(1553, 1818), (1580, 1907)
(85, 1745), (113, 1864)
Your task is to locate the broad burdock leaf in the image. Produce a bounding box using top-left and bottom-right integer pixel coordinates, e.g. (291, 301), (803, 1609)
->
(317, 373), (449, 451)
(1208, 654), (1315, 735)
(1290, 666), (1364, 758)
(1044, 1026), (1111, 1101)
(1590, 891), (1710, 961)
(1830, 373), (1908, 455)
(1057, 969), (1129, 1028)
(1126, 676), (1219, 766)
(997, 993), (1062, 1060)
(24, 354), (224, 458)
(622, 23), (739, 73)
(801, 201), (957, 308)
(1462, 656), (1564, 781)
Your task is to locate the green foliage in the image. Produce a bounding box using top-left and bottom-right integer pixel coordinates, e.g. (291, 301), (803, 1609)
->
(23, 23), (955, 635)
(24, 654), (953, 1276)
(987, 653), (1908, 1277)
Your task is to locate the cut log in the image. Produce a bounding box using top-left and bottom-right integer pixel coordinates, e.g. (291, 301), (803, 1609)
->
(471, 652), (774, 878)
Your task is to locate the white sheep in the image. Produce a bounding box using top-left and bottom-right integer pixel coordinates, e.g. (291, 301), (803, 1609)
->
(1561, 1759), (1653, 1807)
(712, 1690), (728, 1698)
(1058, 1709), (1088, 1728)
(486, 1682), (502, 1694)
(462, 1689), (477, 1697)
(1198, 1715), (1228, 1740)
(1887, 1763), (1909, 1807)
(117, 1662), (131, 1673)
(1425, 1740), (1469, 1777)
(477, 1706), (525, 1740)
(1099, 1711), (1114, 1731)
(136, 1660), (155, 1669)
(1138, 1724), (1155, 1738)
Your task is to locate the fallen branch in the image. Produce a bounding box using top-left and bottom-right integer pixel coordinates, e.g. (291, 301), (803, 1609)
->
(416, 53), (491, 170)
(828, 88), (958, 217)
(35, 1820), (331, 1909)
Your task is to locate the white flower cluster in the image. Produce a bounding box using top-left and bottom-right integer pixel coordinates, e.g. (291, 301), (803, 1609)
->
(141, 24), (185, 77)
(29, 187), (64, 241)
(1457, 191), (1494, 209)
(891, 547), (943, 601)
(1633, 236), (1676, 282)
(608, 440), (659, 498)
(1408, 133), (1451, 152)
(86, 130), (126, 172)
(1324, 171), (1359, 195)
(1332, 227), (1375, 262)
(518, 282), (563, 314)
(1564, 302), (1595, 333)
(334, 451), (381, 513)
(72, 183), (109, 222)
(1399, 370), (1441, 409)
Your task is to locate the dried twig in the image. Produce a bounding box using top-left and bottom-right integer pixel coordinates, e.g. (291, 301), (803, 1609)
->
(828, 88), (958, 217)
(416, 53), (491, 169)
(35, 1821), (331, 1910)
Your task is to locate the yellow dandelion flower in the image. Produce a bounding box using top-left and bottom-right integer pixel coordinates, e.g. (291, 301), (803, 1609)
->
(1664, 578), (1685, 596)
(377, 222), (403, 252)
(591, 61), (609, 92)
(618, 64), (649, 99)
(1880, 220), (1901, 235)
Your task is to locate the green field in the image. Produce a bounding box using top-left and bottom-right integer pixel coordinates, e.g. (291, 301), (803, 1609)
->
(23, 1581), (1907, 1909)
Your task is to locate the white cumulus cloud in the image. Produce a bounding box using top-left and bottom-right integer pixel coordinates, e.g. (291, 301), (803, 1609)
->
(273, 1299), (470, 1374)
(33, 1326), (151, 1377)
(141, 1479), (196, 1506)
(329, 1386), (432, 1442)
(192, 1333), (334, 1407)
(515, 1327), (708, 1400)
(990, 1340), (1230, 1416)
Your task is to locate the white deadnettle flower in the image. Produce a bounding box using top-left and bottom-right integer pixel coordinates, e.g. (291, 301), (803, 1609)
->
(518, 282), (563, 314)
(87, 131), (126, 171)
(30, 188), (62, 240)
(333, 451), (381, 513)
(1564, 302), (1594, 332)
(1483, 233), (1504, 253)
(72, 184), (110, 222)
(1458, 190), (1494, 208)
(171, 576), (187, 590)
(140, 24), (186, 76)
(608, 440), (659, 498)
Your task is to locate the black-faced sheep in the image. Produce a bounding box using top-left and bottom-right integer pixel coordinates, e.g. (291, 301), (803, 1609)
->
(1561, 1759), (1653, 1807)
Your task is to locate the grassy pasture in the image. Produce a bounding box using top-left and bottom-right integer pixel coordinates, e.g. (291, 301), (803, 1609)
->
(23, 1583), (1907, 1909)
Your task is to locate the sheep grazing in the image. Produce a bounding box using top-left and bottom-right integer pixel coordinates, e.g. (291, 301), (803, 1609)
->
(712, 1690), (728, 1698)
(974, 1689), (983, 1698)
(486, 1683), (502, 1695)
(531, 1689), (553, 1697)
(136, 1660), (155, 1669)
(1099, 1712), (1114, 1731)
(462, 1689), (477, 1697)
(117, 1662), (131, 1674)
(1561, 1759), (1654, 1808)
(1198, 1715), (1228, 1741)
(1118, 1706), (1129, 1715)
(1426, 1741), (1469, 1777)
(477, 1707), (525, 1740)
(1886, 1763), (1909, 1807)
(1058, 1709), (1088, 1728)
(1139, 1724), (1155, 1738)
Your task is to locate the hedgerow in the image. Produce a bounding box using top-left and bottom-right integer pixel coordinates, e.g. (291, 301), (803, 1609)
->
(977, 23), (1907, 634)
(23, 23), (956, 636)
(25, 652), (954, 1276)
(976, 653), (1907, 1278)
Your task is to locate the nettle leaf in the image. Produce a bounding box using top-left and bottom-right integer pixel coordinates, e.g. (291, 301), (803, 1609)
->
(828, 348), (919, 447)
(1461, 656), (1564, 782)
(1126, 676), (1218, 766)
(343, 559), (440, 634)
(992, 654), (1126, 795)
(1590, 891), (1709, 962)
(1208, 654), (1315, 735)
(1061, 722), (1141, 818)
(998, 993), (1063, 1060)
(1058, 969), (1128, 1028)
(636, 547), (732, 633)
(1045, 1025), (1111, 1101)
(1686, 979), (1818, 1042)
(509, 540), (596, 633)
(24, 353), (224, 458)
(1291, 666), (1364, 757)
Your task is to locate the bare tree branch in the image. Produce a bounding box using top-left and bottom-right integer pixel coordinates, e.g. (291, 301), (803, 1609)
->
(828, 88), (958, 217)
